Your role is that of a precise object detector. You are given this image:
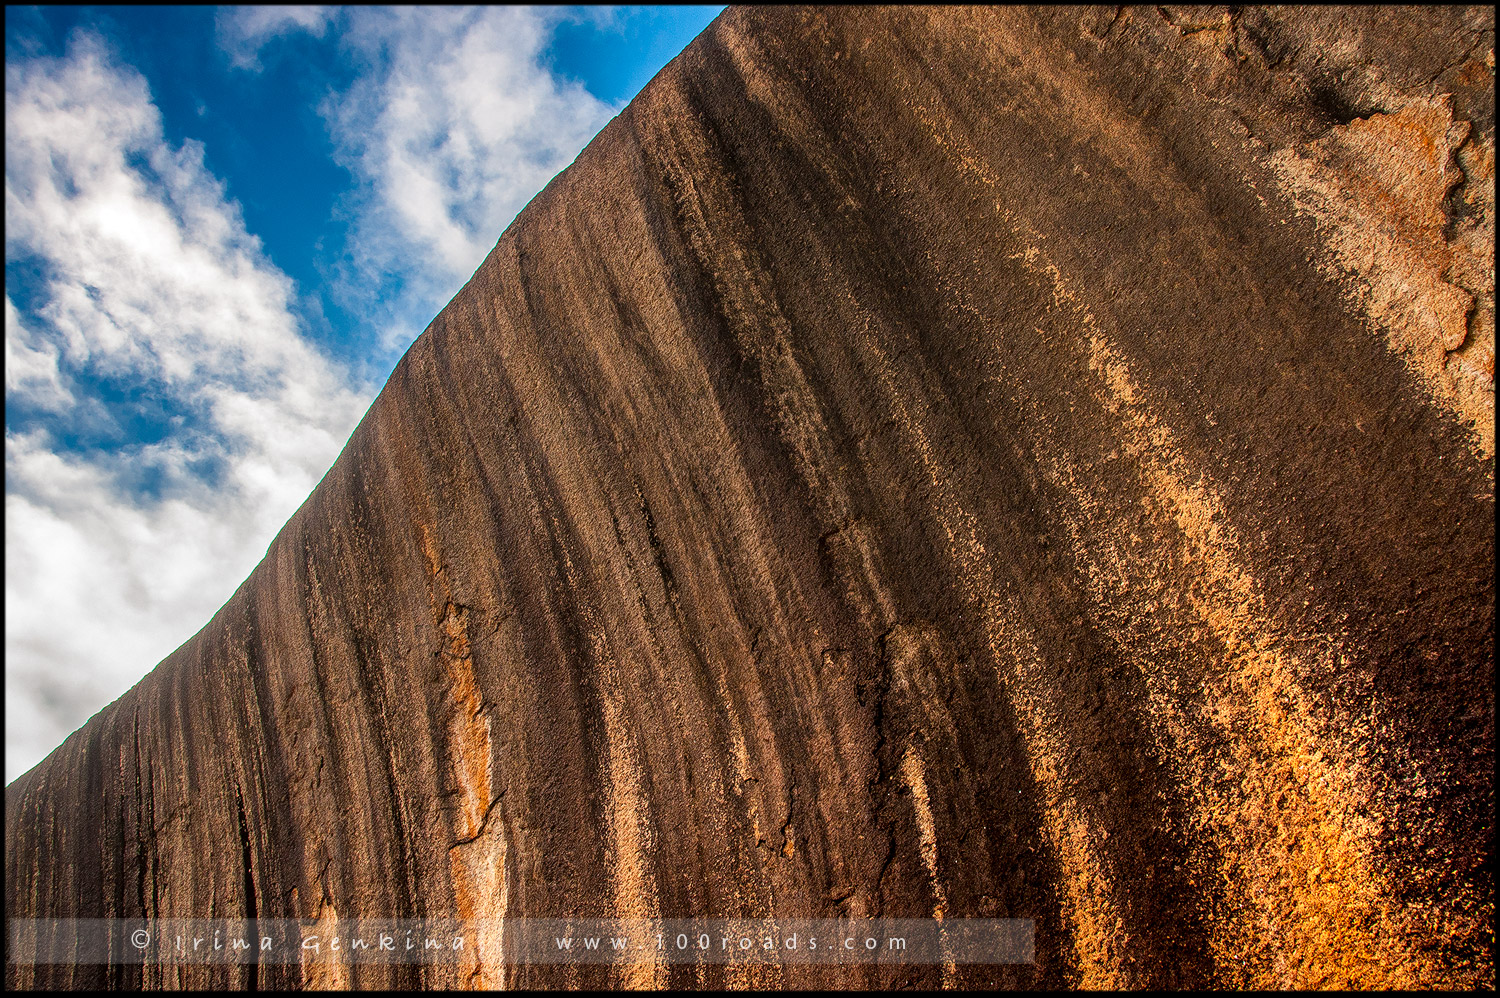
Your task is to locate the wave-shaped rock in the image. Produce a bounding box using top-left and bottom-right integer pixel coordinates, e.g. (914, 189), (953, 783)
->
(6, 5), (1494, 989)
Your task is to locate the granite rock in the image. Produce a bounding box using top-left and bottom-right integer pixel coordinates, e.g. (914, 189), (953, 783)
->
(6, 5), (1494, 989)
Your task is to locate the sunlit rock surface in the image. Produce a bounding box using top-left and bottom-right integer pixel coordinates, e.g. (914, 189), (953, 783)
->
(6, 5), (1493, 989)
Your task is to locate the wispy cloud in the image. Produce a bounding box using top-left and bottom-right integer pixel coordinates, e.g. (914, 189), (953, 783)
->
(4, 32), (366, 782)
(7, 8), (635, 783)
(4, 297), (73, 413)
(216, 5), (333, 71)
(320, 6), (618, 359)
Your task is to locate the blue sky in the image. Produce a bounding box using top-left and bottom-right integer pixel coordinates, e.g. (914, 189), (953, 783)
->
(4, 5), (723, 783)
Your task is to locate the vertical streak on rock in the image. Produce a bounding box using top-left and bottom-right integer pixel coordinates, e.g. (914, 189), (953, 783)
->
(848, 316), (1129, 986)
(1088, 335), (1397, 984)
(639, 49), (904, 943)
(556, 518), (664, 988)
(232, 785), (258, 992)
(1011, 240), (1449, 986)
(414, 522), (495, 846)
(988, 617), (1130, 990)
(418, 524), (495, 846)
(417, 517), (507, 988)
(441, 601), (492, 844)
(4, 7), (1492, 991)
(897, 747), (956, 988)
(594, 634), (661, 985)
(897, 750), (942, 917)
(300, 900), (349, 991)
(448, 803), (508, 990)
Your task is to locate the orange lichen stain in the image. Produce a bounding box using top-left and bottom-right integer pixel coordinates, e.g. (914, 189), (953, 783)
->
(1449, 131), (1496, 393)
(1269, 96), (1494, 461)
(415, 519), (508, 988)
(991, 617), (1133, 990)
(847, 321), (1130, 987)
(1085, 333), (1416, 987)
(1002, 236), (1486, 987)
(416, 522), (495, 845)
(448, 801), (508, 989)
(440, 601), (492, 843)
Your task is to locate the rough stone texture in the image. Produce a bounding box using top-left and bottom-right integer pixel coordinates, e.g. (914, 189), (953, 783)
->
(5, 5), (1494, 989)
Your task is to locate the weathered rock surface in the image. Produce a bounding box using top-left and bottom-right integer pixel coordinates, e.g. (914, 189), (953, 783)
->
(6, 5), (1494, 989)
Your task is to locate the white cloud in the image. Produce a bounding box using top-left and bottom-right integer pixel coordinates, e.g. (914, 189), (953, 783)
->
(5, 297), (73, 413)
(4, 33), (367, 783)
(6, 8), (629, 783)
(217, 5), (333, 70)
(322, 6), (618, 359)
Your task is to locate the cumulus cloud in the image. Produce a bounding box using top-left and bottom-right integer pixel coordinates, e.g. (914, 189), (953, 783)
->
(321, 6), (618, 358)
(7, 8), (628, 784)
(4, 33), (367, 783)
(5, 297), (73, 414)
(216, 5), (333, 70)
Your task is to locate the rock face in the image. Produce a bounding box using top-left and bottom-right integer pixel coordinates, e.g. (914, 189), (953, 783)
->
(5, 5), (1494, 989)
